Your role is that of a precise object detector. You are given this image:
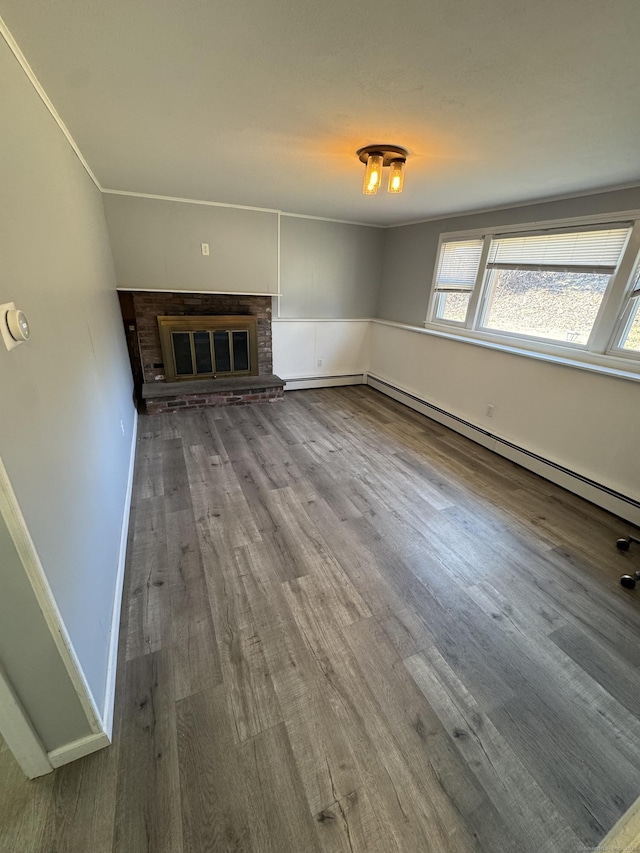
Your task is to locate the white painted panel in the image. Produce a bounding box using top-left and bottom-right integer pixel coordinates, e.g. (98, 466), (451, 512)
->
(273, 320), (369, 381)
(315, 322), (369, 375)
(272, 321), (318, 378)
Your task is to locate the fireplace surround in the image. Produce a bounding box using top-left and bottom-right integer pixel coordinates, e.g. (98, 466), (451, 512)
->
(118, 291), (284, 412)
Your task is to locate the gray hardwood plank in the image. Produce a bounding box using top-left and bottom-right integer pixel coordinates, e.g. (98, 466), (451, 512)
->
(165, 505), (223, 700)
(200, 543), (283, 743)
(43, 746), (118, 853)
(0, 747), (55, 853)
(405, 647), (584, 853)
(550, 622), (640, 717)
(342, 616), (521, 853)
(125, 496), (172, 660)
(176, 685), (252, 852)
(314, 786), (392, 853)
(239, 722), (322, 853)
(113, 650), (183, 853)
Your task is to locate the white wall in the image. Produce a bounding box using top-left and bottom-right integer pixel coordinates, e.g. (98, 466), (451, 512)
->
(367, 321), (640, 524)
(273, 320), (370, 387)
(0, 35), (136, 748)
(373, 188), (640, 524)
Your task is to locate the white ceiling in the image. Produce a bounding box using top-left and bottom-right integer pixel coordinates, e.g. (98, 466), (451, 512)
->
(3, 0), (640, 225)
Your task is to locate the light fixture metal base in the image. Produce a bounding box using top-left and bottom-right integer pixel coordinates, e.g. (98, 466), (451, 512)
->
(357, 144), (408, 166)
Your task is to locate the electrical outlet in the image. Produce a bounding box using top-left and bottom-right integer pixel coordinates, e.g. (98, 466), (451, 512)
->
(201, 243), (210, 256)
(317, 357), (324, 367)
(486, 403), (495, 417)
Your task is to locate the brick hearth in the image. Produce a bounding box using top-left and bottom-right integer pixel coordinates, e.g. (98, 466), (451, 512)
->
(142, 374), (284, 413)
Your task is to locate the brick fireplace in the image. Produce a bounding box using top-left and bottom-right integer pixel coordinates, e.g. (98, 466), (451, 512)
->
(118, 291), (284, 413)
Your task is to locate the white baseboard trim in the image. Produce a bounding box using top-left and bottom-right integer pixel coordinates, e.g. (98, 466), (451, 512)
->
(102, 409), (138, 739)
(284, 373), (365, 391)
(367, 373), (640, 526)
(48, 731), (111, 769)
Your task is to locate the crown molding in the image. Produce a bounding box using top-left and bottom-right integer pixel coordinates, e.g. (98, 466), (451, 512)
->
(104, 190), (382, 227)
(0, 13), (101, 191)
(102, 188), (281, 215)
(384, 181), (640, 229)
(279, 211), (383, 228)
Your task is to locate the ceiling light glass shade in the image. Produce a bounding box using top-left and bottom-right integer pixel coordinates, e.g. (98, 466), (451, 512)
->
(388, 159), (405, 193)
(363, 153), (383, 195)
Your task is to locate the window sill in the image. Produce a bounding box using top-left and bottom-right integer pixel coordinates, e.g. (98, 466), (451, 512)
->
(371, 318), (640, 384)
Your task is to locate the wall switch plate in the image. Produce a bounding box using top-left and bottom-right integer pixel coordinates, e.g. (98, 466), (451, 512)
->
(201, 243), (210, 256)
(486, 403), (495, 417)
(0, 302), (25, 351)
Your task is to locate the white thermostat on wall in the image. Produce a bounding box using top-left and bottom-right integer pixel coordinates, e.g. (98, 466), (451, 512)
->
(0, 302), (31, 351)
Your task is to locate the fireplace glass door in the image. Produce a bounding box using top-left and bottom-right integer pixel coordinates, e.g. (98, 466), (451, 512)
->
(158, 316), (258, 381)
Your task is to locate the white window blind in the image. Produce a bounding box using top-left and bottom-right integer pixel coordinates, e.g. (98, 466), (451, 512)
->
(487, 227), (630, 273)
(631, 265), (640, 297)
(435, 239), (484, 292)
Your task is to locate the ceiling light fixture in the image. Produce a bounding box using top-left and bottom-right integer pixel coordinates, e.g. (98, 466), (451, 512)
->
(357, 145), (408, 195)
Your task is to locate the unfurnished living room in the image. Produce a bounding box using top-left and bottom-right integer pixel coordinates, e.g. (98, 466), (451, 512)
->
(2, 1), (640, 851)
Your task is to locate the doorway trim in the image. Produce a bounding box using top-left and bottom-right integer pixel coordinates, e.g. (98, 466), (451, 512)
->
(0, 660), (51, 778)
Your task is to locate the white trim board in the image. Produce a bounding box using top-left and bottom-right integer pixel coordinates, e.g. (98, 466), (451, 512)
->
(103, 188), (280, 215)
(48, 731), (110, 769)
(273, 317), (374, 323)
(278, 211), (383, 228)
(284, 374), (365, 391)
(117, 288), (281, 297)
(0, 660), (52, 779)
(366, 373), (640, 526)
(105, 190), (383, 227)
(102, 409), (138, 739)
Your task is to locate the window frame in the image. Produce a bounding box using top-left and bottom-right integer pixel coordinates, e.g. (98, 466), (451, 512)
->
(425, 212), (640, 372)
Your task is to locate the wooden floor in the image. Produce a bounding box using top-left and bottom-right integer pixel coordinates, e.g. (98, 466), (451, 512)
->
(3, 385), (640, 852)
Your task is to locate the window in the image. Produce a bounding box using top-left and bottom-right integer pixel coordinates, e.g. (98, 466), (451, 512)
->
(433, 239), (483, 324)
(614, 264), (640, 353)
(428, 217), (640, 367)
